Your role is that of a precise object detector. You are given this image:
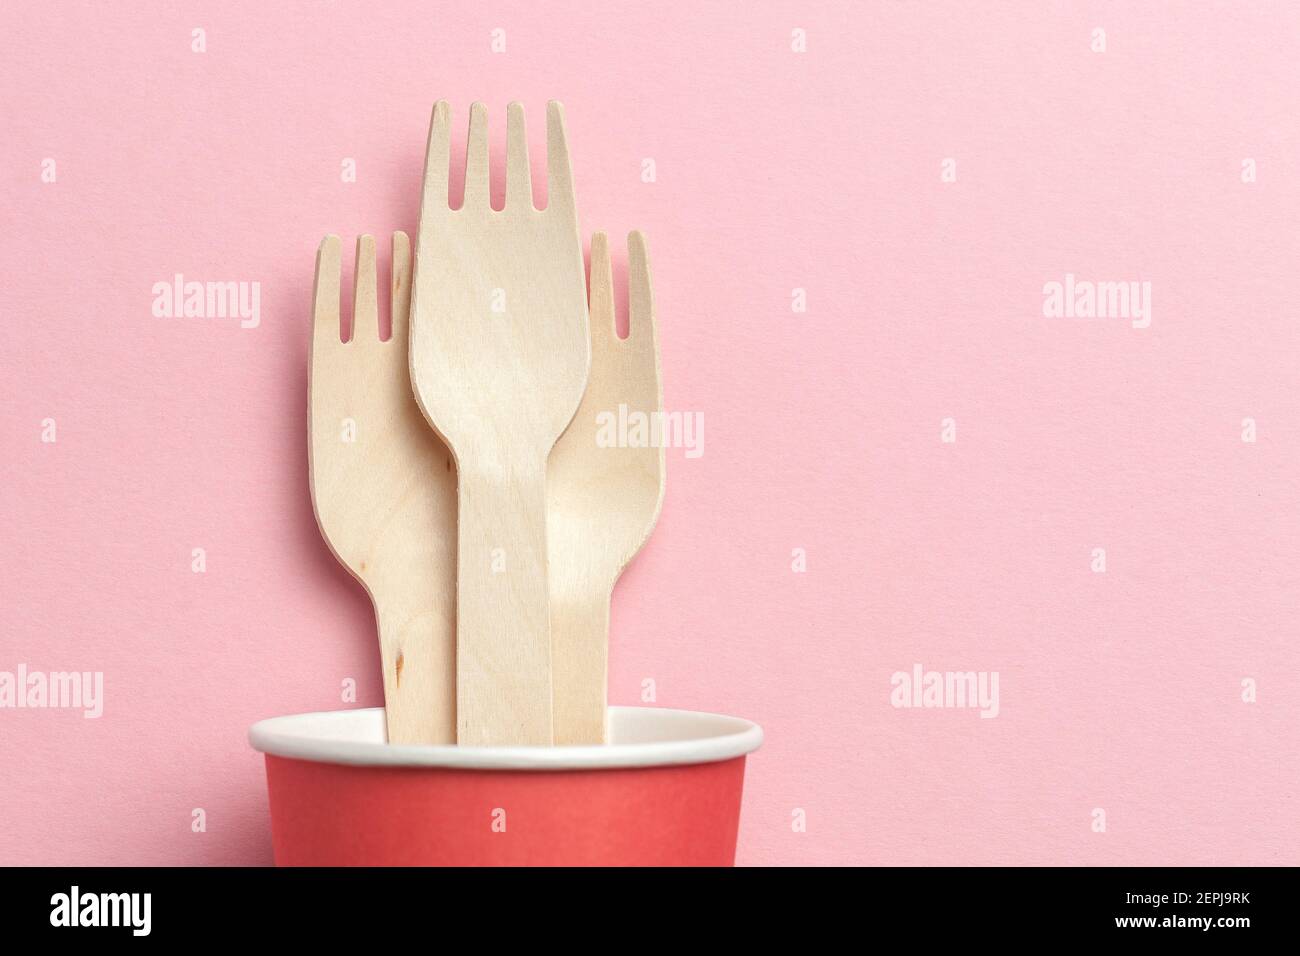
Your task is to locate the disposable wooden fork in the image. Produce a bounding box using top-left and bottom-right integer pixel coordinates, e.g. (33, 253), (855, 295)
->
(309, 233), (457, 744)
(548, 232), (665, 744)
(409, 102), (590, 746)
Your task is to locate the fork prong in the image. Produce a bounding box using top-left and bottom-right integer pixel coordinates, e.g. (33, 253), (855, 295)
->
(420, 101), (452, 216)
(390, 231), (411, 345)
(627, 230), (656, 349)
(352, 235), (379, 344)
(545, 101), (576, 219)
(463, 102), (490, 209)
(588, 232), (615, 343)
(312, 235), (342, 351)
(505, 102), (532, 211)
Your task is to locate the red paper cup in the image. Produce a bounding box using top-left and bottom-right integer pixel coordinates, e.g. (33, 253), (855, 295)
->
(249, 706), (763, 866)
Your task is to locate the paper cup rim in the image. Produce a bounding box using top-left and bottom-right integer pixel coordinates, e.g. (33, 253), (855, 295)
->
(249, 705), (763, 771)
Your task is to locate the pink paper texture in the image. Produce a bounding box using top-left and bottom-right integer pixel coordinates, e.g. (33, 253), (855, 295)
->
(1, 1), (1297, 865)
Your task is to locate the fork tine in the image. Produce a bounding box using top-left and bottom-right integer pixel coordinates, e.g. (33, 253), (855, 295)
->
(390, 231), (411, 345)
(312, 235), (342, 351)
(588, 232), (615, 342)
(352, 235), (379, 343)
(420, 101), (452, 216)
(463, 102), (490, 209)
(545, 101), (576, 218)
(627, 230), (656, 349)
(505, 102), (532, 211)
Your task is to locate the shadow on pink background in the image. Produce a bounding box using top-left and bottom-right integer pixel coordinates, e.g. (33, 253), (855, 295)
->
(1, 1), (1297, 865)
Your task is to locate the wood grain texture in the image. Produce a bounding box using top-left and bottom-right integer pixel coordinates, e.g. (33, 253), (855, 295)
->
(410, 101), (590, 746)
(308, 233), (458, 744)
(548, 232), (665, 743)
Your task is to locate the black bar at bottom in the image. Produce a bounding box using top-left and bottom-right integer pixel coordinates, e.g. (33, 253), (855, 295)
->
(0, 866), (1279, 942)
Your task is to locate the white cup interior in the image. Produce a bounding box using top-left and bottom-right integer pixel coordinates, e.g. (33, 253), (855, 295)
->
(249, 705), (763, 770)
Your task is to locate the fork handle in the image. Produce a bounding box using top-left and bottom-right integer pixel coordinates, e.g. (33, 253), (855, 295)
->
(375, 599), (456, 745)
(455, 461), (554, 745)
(551, 592), (612, 745)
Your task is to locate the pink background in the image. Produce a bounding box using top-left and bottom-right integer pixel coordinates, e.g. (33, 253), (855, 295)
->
(2, 1), (1298, 866)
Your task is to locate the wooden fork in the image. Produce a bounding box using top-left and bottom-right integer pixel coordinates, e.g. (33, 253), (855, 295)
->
(548, 232), (665, 744)
(309, 233), (457, 744)
(409, 102), (590, 745)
